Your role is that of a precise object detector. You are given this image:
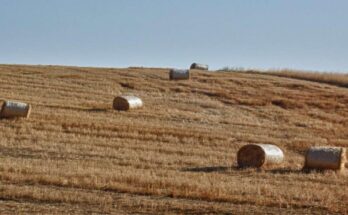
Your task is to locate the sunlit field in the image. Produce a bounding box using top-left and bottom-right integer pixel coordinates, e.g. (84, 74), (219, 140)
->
(0, 64), (347, 214)
(265, 69), (348, 88)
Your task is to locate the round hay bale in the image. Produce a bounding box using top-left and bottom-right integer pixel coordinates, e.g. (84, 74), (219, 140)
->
(113, 96), (143, 111)
(0, 101), (31, 119)
(237, 144), (284, 168)
(304, 146), (346, 171)
(190, 63), (209, 70)
(169, 69), (190, 80)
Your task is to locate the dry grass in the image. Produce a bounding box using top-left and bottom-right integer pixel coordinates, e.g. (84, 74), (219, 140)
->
(265, 69), (348, 88)
(0, 64), (348, 214)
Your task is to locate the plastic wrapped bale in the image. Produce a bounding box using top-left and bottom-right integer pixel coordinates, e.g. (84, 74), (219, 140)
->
(0, 101), (31, 119)
(169, 69), (190, 80)
(113, 96), (143, 111)
(237, 144), (284, 168)
(304, 147), (346, 171)
(190, 63), (209, 70)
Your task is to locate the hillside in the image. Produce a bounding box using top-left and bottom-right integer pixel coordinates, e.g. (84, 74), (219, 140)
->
(0, 64), (347, 214)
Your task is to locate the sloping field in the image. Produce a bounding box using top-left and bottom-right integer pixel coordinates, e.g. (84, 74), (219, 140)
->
(0, 64), (347, 214)
(265, 69), (348, 88)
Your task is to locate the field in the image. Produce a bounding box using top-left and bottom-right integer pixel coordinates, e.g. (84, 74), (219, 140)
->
(0, 64), (347, 214)
(265, 69), (348, 88)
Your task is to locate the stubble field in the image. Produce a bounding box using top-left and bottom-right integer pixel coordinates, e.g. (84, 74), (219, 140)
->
(0, 64), (347, 214)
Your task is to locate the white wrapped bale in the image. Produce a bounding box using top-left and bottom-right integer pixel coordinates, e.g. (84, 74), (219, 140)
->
(190, 63), (209, 70)
(0, 101), (31, 119)
(237, 144), (284, 168)
(304, 147), (346, 171)
(169, 69), (190, 80)
(113, 96), (143, 111)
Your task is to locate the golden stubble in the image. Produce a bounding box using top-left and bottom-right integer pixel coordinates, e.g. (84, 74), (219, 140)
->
(0, 64), (347, 214)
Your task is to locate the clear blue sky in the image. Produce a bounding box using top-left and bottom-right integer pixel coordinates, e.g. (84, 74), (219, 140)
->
(1, 0), (347, 72)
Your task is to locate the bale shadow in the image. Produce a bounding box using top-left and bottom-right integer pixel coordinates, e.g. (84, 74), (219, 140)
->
(268, 167), (347, 174)
(181, 166), (231, 173)
(0, 117), (17, 120)
(300, 167), (347, 174)
(266, 168), (304, 174)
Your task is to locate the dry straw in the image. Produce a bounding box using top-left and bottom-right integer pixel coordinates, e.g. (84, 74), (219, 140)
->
(237, 144), (284, 168)
(169, 69), (190, 80)
(190, 63), (209, 70)
(113, 96), (143, 111)
(304, 146), (346, 171)
(0, 100), (31, 119)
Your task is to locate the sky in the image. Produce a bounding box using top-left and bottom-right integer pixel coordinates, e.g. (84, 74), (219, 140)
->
(0, 0), (347, 72)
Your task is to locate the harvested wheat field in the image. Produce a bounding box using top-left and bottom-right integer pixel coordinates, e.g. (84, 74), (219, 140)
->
(0, 64), (348, 214)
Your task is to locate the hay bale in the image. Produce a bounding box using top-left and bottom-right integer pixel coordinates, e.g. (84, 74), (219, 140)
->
(0, 101), (31, 119)
(304, 146), (346, 171)
(113, 96), (143, 111)
(237, 144), (284, 168)
(169, 69), (190, 80)
(190, 63), (208, 70)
